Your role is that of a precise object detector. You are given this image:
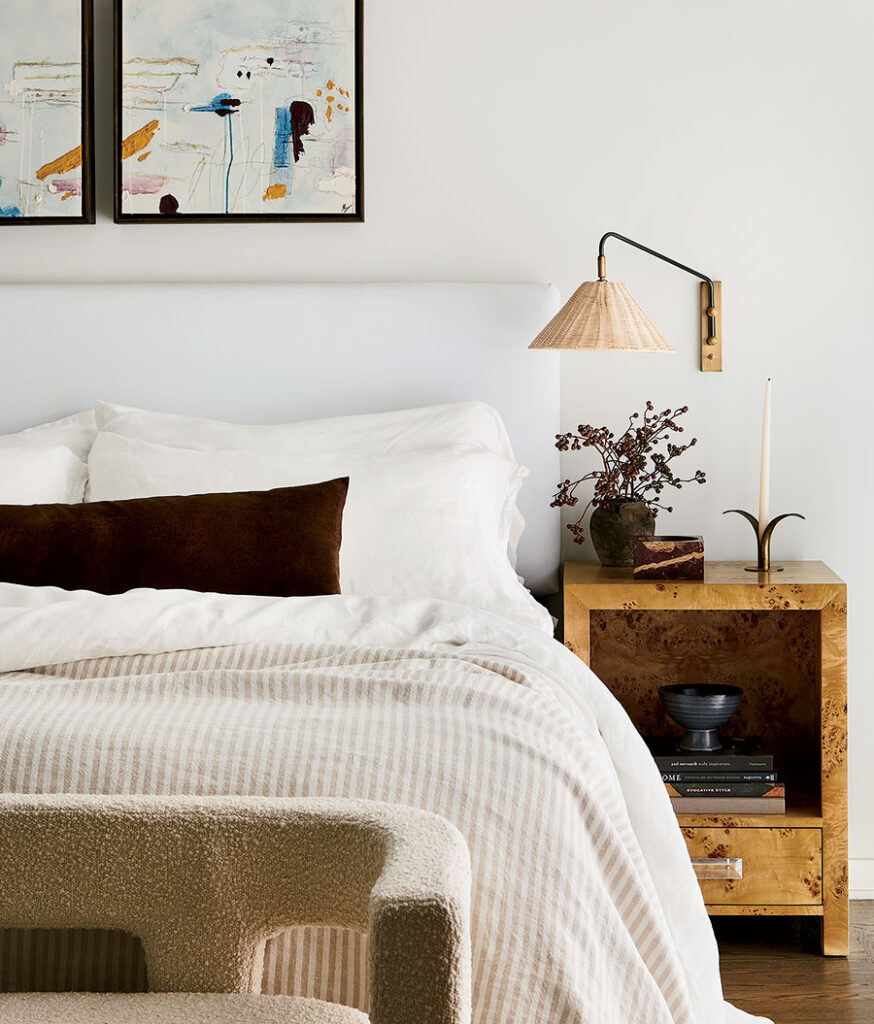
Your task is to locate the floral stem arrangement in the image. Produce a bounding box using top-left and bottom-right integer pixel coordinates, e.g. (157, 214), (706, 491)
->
(552, 402), (707, 565)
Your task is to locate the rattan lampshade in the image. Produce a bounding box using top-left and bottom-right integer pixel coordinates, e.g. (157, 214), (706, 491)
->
(529, 280), (676, 353)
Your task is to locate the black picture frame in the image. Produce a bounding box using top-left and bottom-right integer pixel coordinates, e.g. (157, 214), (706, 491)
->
(0, 0), (95, 226)
(113, 0), (363, 224)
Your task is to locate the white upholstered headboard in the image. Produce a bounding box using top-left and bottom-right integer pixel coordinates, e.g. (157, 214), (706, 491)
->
(1, 283), (561, 593)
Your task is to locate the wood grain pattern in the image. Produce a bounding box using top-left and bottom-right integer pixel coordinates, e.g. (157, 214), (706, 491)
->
(681, 826), (822, 905)
(562, 560), (848, 955)
(820, 594), (849, 955)
(564, 560), (844, 590)
(587, 608), (819, 788)
(718, 902), (874, 1023)
(677, 802), (822, 828)
(562, 589), (590, 663)
(709, 904), (824, 916)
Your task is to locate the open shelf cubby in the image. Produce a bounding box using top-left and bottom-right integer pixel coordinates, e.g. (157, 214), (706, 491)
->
(588, 608), (822, 818)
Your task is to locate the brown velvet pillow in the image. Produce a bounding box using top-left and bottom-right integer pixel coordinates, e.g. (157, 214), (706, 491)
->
(0, 478), (348, 597)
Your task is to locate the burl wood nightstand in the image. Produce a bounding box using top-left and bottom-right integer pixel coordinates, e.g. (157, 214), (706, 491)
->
(562, 561), (848, 955)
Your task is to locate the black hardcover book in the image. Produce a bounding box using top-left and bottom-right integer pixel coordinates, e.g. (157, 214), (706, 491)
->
(661, 772), (778, 783)
(654, 754), (775, 772)
(664, 781), (784, 798)
(647, 736), (774, 773)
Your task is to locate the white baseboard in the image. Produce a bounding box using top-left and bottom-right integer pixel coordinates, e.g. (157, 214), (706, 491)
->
(850, 858), (874, 900)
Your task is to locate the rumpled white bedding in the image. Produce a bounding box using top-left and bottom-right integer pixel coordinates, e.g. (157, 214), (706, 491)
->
(0, 585), (768, 1024)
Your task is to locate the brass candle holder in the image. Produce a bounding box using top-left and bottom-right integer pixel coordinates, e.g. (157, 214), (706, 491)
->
(723, 509), (805, 572)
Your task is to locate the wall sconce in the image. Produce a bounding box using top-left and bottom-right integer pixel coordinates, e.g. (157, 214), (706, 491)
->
(530, 232), (723, 372)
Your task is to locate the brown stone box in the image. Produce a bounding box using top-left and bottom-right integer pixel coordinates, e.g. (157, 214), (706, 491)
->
(633, 535), (704, 580)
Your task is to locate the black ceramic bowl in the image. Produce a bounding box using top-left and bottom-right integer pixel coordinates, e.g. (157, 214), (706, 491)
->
(658, 684), (743, 752)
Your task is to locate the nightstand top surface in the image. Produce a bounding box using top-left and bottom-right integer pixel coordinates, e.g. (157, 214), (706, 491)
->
(564, 560), (844, 588)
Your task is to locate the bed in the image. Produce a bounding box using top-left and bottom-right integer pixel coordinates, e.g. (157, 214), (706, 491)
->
(0, 284), (764, 1024)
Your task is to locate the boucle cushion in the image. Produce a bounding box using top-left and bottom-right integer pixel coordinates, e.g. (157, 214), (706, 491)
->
(0, 993), (368, 1024)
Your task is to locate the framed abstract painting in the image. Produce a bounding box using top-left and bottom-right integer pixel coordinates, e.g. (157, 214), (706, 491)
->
(0, 0), (95, 225)
(114, 0), (363, 223)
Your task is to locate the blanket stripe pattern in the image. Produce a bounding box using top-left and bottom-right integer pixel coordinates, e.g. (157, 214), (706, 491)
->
(0, 643), (695, 1024)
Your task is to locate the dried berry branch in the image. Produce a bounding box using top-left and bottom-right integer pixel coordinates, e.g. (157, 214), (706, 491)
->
(552, 401), (707, 544)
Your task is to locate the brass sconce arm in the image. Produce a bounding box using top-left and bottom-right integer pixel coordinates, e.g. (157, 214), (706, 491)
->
(597, 232), (718, 345)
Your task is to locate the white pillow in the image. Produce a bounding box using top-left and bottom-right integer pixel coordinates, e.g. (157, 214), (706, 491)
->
(87, 432), (551, 632)
(96, 400), (516, 458)
(96, 400), (527, 567)
(0, 446), (87, 504)
(0, 411), (97, 462)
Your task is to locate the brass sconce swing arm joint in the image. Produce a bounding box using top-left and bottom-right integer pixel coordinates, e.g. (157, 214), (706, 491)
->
(597, 232), (718, 345)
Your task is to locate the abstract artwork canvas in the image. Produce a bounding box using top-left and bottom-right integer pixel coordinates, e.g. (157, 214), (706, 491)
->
(115, 0), (362, 222)
(0, 1), (94, 225)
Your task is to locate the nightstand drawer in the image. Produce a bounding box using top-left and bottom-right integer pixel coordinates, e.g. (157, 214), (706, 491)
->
(681, 826), (822, 905)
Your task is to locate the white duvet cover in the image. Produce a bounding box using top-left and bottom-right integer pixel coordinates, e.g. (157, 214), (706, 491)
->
(0, 585), (767, 1024)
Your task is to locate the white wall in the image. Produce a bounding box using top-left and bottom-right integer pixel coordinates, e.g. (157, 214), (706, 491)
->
(2, 0), (873, 883)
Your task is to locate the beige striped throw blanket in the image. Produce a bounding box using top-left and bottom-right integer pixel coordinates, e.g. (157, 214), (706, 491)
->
(0, 585), (768, 1024)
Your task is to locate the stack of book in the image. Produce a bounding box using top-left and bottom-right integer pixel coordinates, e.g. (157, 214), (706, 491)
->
(648, 739), (785, 814)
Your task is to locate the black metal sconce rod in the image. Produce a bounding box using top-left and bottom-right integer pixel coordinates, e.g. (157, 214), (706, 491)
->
(598, 231), (717, 341)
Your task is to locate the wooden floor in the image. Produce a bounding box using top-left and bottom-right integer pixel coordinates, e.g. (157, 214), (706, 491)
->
(717, 902), (874, 1022)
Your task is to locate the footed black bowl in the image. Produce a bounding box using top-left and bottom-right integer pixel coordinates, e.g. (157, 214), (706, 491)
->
(658, 684), (743, 752)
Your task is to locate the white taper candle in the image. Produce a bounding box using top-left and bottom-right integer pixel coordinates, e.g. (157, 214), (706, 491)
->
(758, 378), (771, 540)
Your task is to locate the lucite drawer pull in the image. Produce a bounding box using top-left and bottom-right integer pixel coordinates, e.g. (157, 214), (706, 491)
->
(691, 857), (743, 880)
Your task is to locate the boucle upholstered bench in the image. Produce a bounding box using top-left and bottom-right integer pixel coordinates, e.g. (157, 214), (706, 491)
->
(0, 795), (472, 1024)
